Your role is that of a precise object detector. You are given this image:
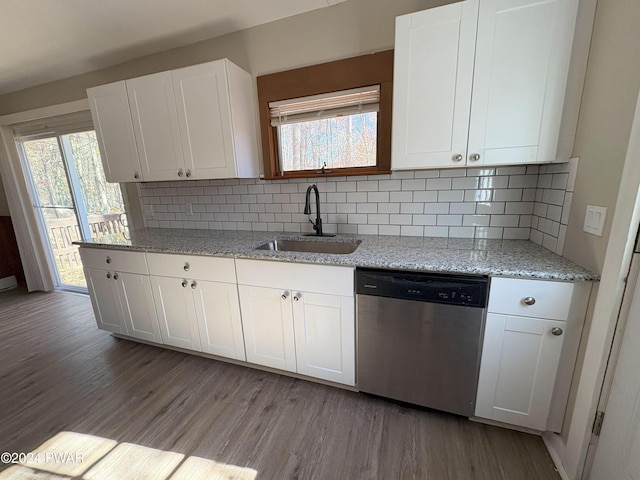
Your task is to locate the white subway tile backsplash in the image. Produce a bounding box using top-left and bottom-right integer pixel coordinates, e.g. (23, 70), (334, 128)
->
(412, 215), (437, 226)
(402, 179), (427, 191)
(449, 226), (475, 238)
(379, 225), (401, 236)
(424, 203), (449, 214)
(413, 190), (438, 202)
(357, 203), (378, 214)
(400, 203), (424, 214)
(401, 226), (424, 236)
(140, 163), (574, 254)
(437, 215), (463, 226)
(378, 179), (402, 191)
(367, 191), (390, 203)
(438, 190), (465, 202)
(463, 215), (490, 227)
(426, 178), (452, 190)
(389, 214), (412, 225)
(475, 202), (505, 215)
(347, 192), (367, 203)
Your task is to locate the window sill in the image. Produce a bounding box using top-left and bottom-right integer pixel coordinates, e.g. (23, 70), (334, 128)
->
(261, 167), (391, 181)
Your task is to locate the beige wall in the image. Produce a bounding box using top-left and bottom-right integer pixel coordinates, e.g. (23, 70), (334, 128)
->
(0, 0), (452, 116)
(564, 0), (640, 274)
(0, 172), (9, 216)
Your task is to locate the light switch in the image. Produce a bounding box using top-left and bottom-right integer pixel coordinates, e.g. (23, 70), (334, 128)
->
(583, 205), (607, 236)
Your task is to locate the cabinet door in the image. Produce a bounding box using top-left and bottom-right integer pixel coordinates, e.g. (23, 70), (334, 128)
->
(292, 292), (355, 386)
(468, 0), (578, 164)
(127, 72), (185, 181)
(117, 272), (162, 343)
(238, 285), (296, 372)
(151, 276), (202, 351)
(84, 267), (128, 335)
(192, 280), (246, 361)
(172, 61), (236, 179)
(475, 313), (566, 430)
(87, 82), (142, 182)
(391, 0), (478, 169)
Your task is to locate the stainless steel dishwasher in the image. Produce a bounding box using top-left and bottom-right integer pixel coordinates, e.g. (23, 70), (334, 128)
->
(356, 268), (488, 417)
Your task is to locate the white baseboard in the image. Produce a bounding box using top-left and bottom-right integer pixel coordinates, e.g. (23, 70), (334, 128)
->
(543, 432), (571, 480)
(0, 275), (17, 291)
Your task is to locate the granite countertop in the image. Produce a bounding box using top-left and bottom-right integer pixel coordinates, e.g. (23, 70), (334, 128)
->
(74, 228), (598, 281)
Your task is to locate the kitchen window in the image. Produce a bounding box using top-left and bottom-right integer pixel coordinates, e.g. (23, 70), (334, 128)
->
(257, 50), (393, 179)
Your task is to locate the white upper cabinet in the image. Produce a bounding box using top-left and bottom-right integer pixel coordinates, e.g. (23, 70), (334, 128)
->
(87, 81), (142, 182)
(392, 0), (581, 169)
(127, 71), (185, 181)
(87, 59), (260, 182)
(392, 1), (478, 169)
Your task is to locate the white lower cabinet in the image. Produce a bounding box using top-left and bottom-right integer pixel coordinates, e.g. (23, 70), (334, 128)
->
(475, 313), (565, 430)
(147, 253), (245, 361)
(151, 275), (202, 351)
(236, 259), (356, 386)
(476, 277), (591, 431)
(293, 292), (355, 385)
(238, 285), (297, 372)
(82, 248), (162, 343)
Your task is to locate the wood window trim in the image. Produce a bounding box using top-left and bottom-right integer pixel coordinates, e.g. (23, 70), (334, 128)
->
(257, 50), (393, 180)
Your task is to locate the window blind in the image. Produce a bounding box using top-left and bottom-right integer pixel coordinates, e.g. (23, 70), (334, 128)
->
(269, 85), (380, 127)
(12, 110), (94, 138)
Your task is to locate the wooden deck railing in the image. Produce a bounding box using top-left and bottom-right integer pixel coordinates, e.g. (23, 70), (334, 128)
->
(47, 213), (127, 272)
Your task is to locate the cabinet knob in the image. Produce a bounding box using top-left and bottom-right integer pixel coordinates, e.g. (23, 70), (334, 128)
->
(452, 154), (463, 162)
(191, 281), (197, 289)
(183, 262), (190, 272)
(113, 273), (119, 280)
(178, 169), (184, 177)
(523, 297), (536, 306)
(186, 169), (192, 178)
(106, 272), (112, 279)
(105, 256), (112, 264)
(181, 280), (188, 288)
(281, 292), (289, 300)
(293, 294), (301, 302)
(469, 153), (481, 162)
(551, 327), (564, 336)
(134, 172), (140, 179)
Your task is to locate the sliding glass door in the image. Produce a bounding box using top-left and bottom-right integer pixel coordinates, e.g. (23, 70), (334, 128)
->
(18, 130), (127, 290)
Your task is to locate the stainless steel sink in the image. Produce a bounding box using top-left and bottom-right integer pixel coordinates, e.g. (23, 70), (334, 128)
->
(255, 239), (361, 254)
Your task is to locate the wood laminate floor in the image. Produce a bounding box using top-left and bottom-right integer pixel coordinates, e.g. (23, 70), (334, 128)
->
(0, 288), (561, 479)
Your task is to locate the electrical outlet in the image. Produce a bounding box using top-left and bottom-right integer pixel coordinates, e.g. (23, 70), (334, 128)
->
(186, 203), (193, 216)
(583, 205), (607, 236)
(143, 204), (154, 218)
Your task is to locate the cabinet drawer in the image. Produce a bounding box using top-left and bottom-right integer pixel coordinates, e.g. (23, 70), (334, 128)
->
(146, 253), (236, 283)
(235, 259), (354, 297)
(80, 247), (148, 275)
(488, 277), (574, 321)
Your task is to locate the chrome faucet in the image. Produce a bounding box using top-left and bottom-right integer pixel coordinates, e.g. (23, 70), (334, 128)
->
(304, 184), (323, 236)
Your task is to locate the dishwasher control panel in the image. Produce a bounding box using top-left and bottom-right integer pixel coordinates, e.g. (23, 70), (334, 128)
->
(356, 268), (488, 308)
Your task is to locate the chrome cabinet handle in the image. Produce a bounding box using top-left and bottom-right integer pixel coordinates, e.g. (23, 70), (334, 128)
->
(183, 262), (190, 272)
(106, 272), (112, 279)
(178, 169), (184, 177)
(281, 291), (289, 300)
(191, 281), (197, 289)
(293, 293), (301, 302)
(523, 297), (536, 306)
(469, 153), (481, 162)
(113, 273), (119, 280)
(551, 327), (564, 336)
(452, 154), (463, 162)
(134, 171), (140, 179)
(185, 169), (192, 178)
(181, 280), (188, 288)
(105, 257), (112, 264)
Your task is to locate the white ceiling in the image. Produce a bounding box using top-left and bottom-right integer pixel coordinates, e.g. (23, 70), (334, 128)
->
(0, 0), (346, 96)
